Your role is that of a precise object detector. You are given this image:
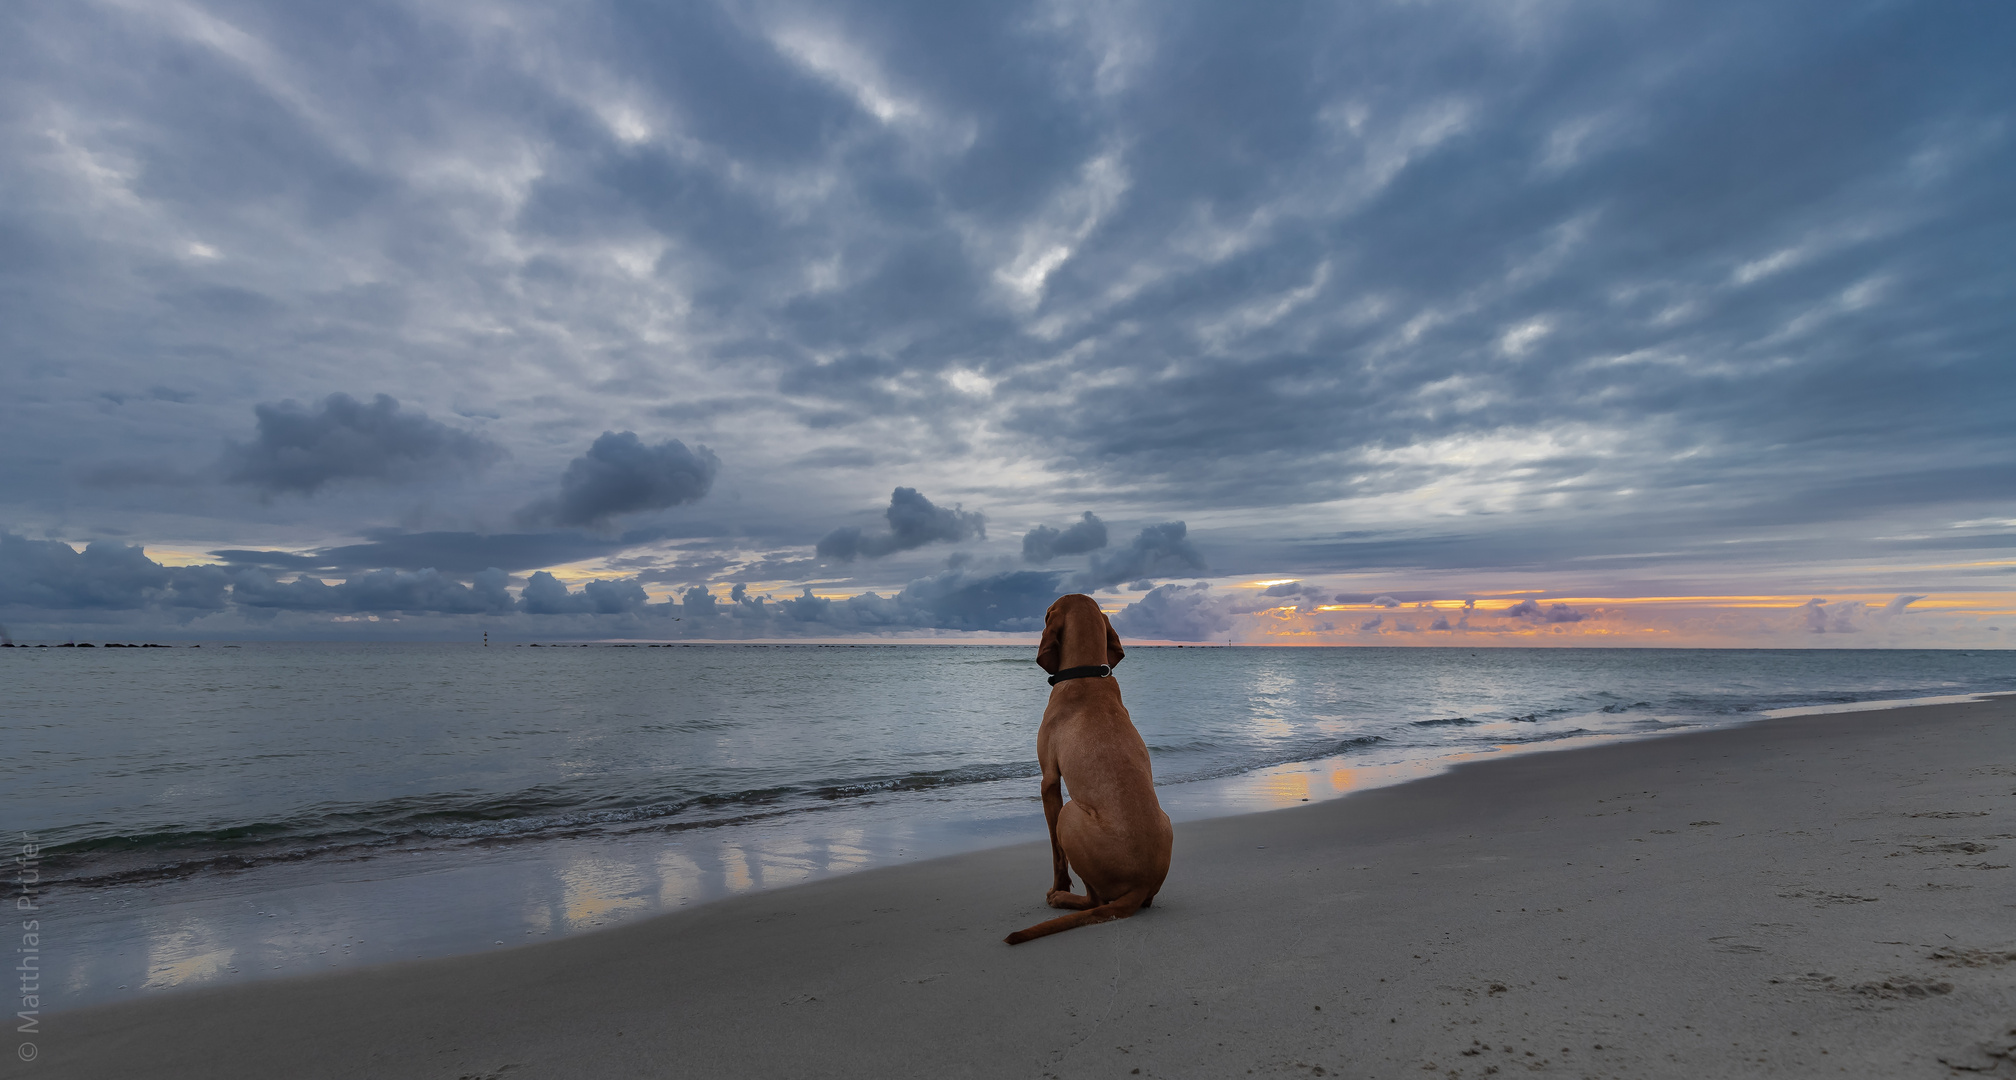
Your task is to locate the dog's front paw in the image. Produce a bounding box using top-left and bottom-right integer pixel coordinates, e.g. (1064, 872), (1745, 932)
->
(1046, 889), (1091, 910)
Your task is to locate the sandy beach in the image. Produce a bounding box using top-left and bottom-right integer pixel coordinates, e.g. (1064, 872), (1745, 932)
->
(31, 694), (2015, 1079)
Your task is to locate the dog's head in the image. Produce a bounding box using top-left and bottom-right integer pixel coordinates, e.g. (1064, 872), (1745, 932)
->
(1036, 593), (1125, 675)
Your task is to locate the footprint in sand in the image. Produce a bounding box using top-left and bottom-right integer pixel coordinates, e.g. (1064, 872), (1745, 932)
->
(1930, 947), (2016, 968)
(1896, 841), (1997, 855)
(1849, 977), (1953, 999)
(1938, 1028), (2016, 1074)
(1777, 890), (1878, 905)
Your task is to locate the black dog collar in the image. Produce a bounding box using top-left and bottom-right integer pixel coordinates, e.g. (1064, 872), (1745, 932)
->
(1047, 664), (1111, 686)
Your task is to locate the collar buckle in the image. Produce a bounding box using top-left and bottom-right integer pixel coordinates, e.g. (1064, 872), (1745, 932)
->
(1046, 664), (1111, 686)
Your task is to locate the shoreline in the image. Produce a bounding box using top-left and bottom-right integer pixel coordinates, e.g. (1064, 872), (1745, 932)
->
(33, 693), (2016, 1078)
(45, 683), (2002, 1016)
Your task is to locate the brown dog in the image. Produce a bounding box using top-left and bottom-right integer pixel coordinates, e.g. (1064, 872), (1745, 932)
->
(1004, 594), (1173, 945)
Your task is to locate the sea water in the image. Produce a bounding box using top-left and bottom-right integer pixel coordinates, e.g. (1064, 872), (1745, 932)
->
(6, 642), (2013, 1010)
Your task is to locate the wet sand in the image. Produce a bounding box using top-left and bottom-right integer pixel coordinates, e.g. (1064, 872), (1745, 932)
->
(34, 695), (2016, 1079)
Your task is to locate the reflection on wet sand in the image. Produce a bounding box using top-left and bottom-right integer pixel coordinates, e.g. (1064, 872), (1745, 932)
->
(53, 726), (1668, 1013)
(1253, 771), (1311, 805)
(143, 923), (235, 990)
(556, 859), (650, 930)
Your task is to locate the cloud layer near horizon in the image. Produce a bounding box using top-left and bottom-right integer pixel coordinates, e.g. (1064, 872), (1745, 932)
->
(1, 0), (2011, 643)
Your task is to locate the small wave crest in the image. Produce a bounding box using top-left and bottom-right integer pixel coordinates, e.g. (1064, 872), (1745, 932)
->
(40, 759), (1045, 888)
(1165, 734), (1385, 785)
(806, 761), (1038, 799)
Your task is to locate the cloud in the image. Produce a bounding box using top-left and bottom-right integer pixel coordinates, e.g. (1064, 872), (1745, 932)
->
(1503, 599), (1588, 623)
(740, 569), (1061, 633)
(211, 529), (657, 574)
(230, 567), (516, 614)
(4, 1), (2014, 640)
(1022, 511), (1109, 563)
(1260, 580), (1324, 599)
(220, 394), (500, 496)
(517, 432), (720, 529)
(1327, 591), (1443, 605)
(678, 585), (719, 617)
(1879, 593), (1925, 617)
(816, 487), (985, 561)
(887, 568), (1059, 632)
(1072, 522), (1206, 591)
(1227, 580), (1329, 614)
(1798, 598), (1862, 634)
(0, 533), (227, 611)
(519, 571), (649, 615)
(1112, 583), (1236, 641)
(756, 561), (1081, 633)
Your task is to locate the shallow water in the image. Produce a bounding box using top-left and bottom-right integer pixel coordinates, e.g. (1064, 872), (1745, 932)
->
(6, 642), (2013, 1010)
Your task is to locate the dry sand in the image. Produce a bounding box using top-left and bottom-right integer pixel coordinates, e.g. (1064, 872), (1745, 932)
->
(29, 695), (2016, 1079)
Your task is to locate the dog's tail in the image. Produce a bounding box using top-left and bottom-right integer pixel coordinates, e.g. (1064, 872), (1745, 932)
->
(1003, 892), (1149, 945)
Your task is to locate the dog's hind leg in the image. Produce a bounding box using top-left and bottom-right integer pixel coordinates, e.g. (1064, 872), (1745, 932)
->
(1045, 887), (1099, 910)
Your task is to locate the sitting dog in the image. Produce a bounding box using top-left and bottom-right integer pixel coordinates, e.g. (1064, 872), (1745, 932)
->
(1004, 594), (1173, 945)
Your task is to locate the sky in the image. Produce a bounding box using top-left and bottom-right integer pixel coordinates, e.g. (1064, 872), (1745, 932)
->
(2, 0), (2012, 645)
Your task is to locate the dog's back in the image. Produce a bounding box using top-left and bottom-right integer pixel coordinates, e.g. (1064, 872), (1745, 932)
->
(1042, 681), (1169, 856)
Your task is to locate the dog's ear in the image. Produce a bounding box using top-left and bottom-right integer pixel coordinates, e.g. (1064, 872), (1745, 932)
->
(1036, 601), (1064, 674)
(1103, 611), (1125, 668)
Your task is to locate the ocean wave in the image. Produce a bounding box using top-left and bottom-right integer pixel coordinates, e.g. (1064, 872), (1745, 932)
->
(1503, 706), (1575, 722)
(1484, 728), (1596, 746)
(806, 761), (1039, 799)
(38, 760), (1049, 885)
(1165, 734), (1385, 785)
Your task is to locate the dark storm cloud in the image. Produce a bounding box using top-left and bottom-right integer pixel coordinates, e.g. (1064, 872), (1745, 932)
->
(817, 488), (984, 561)
(220, 395), (500, 496)
(1022, 512), (1108, 563)
(517, 432), (719, 529)
(661, 568), (1062, 634)
(2, 530), (627, 618)
(1071, 523), (1207, 591)
(0, 533), (226, 611)
(0, 523), (1066, 631)
(884, 568), (1058, 632)
(985, 2), (2016, 514)
(231, 567), (516, 615)
(519, 571), (648, 615)
(3, 0), (2013, 635)
(1111, 584), (1236, 642)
